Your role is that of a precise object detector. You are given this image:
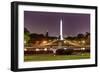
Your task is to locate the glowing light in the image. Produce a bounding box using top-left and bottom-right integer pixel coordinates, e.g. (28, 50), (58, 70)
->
(82, 40), (85, 44)
(60, 19), (63, 40)
(42, 41), (47, 44)
(44, 48), (47, 51)
(64, 40), (67, 43)
(64, 48), (67, 50)
(81, 48), (85, 50)
(35, 48), (40, 51)
(24, 48), (27, 51)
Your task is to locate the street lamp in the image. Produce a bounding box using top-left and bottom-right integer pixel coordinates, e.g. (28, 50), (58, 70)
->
(24, 48), (27, 51)
(82, 40), (85, 44)
(81, 47), (85, 50)
(35, 48), (40, 51)
(44, 48), (47, 51)
(43, 41), (47, 44)
(81, 40), (85, 50)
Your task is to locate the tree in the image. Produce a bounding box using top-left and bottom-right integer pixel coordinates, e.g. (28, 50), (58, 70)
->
(77, 33), (84, 39)
(30, 33), (44, 40)
(85, 32), (90, 38)
(24, 27), (29, 34)
(85, 32), (90, 45)
(24, 28), (30, 44)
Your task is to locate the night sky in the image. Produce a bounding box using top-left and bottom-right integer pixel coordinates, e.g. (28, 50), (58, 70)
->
(24, 11), (90, 37)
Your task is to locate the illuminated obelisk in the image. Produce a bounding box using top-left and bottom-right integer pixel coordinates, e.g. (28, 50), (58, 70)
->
(58, 19), (64, 49)
(60, 19), (63, 40)
(52, 19), (64, 55)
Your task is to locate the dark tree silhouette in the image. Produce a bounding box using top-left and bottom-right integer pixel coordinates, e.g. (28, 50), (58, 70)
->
(24, 27), (30, 44)
(77, 33), (84, 38)
(24, 27), (30, 34)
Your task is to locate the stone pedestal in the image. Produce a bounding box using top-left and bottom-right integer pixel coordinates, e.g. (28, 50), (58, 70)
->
(58, 40), (64, 49)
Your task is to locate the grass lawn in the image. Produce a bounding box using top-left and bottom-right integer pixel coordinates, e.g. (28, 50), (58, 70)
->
(24, 53), (90, 62)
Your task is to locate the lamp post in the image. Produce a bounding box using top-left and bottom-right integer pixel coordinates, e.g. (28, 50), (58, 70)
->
(81, 40), (85, 50)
